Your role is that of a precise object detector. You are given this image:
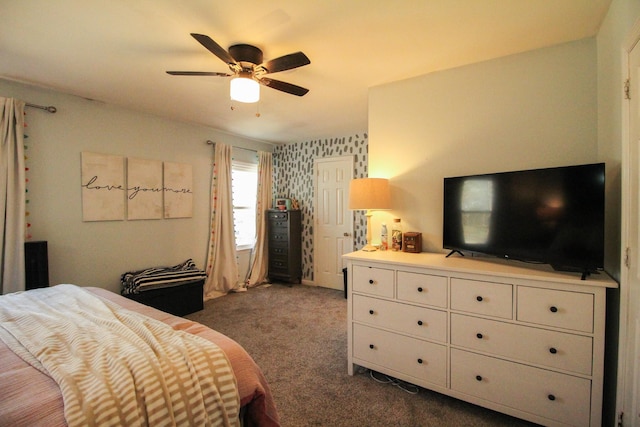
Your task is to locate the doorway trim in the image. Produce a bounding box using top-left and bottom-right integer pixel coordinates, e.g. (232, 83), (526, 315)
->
(617, 16), (640, 426)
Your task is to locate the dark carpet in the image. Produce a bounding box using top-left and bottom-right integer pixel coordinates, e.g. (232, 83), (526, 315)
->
(186, 284), (538, 427)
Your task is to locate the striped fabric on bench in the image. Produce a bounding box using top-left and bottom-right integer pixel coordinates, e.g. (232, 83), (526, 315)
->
(121, 259), (207, 295)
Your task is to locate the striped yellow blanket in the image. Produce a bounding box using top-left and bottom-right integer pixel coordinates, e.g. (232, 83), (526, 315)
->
(0, 284), (239, 427)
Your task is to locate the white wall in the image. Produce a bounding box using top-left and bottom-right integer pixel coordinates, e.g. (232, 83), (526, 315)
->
(368, 38), (599, 255)
(0, 79), (273, 293)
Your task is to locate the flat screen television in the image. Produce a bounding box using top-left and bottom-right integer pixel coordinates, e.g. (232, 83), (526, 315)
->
(443, 163), (605, 278)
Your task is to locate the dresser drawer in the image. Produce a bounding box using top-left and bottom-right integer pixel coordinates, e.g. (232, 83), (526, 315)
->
(352, 265), (394, 298)
(269, 225), (289, 235)
(353, 323), (446, 387)
(450, 313), (593, 375)
(267, 211), (289, 221)
(270, 246), (288, 257)
(451, 349), (591, 426)
(269, 260), (288, 272)
(269, 232), (290, 243)
(353, 295), (447, 343)
(397, 271), (447, 308)
(451, 278), (513, 319)
(517, 287), (594, 333)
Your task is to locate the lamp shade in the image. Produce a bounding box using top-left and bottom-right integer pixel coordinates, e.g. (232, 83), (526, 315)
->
(230, 75), (260, 103)
(348, 178), (391, 210)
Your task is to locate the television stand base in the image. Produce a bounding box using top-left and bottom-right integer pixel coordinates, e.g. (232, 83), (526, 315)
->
(446, 250), (464, 258)
(551, 265), (599, 281)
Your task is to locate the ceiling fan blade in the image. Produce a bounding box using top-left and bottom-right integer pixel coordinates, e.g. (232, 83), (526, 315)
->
(259, 77), (309, 96)
(259, 52), (310, 74)
(166, 71), (231, 76)
(190, 33), (237, 65)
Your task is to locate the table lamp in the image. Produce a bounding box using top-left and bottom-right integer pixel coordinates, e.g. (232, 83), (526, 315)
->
(348, 178), (391, 251)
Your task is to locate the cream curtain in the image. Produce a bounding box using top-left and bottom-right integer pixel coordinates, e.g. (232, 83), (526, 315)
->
(204, 143), (241, 299)
(246, 151), (272, 287)
(0, 98), (26, 295)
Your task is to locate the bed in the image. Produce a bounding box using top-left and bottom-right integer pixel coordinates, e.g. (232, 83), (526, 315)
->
(0, 285), (280, 427)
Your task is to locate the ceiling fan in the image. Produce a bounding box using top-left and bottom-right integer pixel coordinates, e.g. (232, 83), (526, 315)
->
(167, 33), (310, 102)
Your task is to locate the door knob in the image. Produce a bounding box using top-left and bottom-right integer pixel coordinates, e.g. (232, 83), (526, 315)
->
(343, 232), (351, 237)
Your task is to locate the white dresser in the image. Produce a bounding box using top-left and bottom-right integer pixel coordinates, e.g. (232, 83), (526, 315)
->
(344, 250), (617, 427)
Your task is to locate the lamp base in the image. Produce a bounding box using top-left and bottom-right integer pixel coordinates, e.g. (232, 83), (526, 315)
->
(361, 210), (378, 252)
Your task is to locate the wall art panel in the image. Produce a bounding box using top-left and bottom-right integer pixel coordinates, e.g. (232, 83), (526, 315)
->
(127, 157), (163, 220)
(163, 161), (193, 218)
(81, 151), (125, 221)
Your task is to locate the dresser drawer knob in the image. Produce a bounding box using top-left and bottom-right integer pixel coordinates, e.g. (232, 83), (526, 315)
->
(476, 296), (484, 302)
(547, 394), (556, 401)
(417, 320), (423, 326)
(417, 287), (423, 292)
(369, 309), (374, 315)
(550, 306), (558, 313)
(476, 333), (483, 339)
(369, 279), (374, 284)
(549, 347), (557, 354)
(417, 358), (423, 364)
(369, 344), (375, 349)
(475, 375), (483, 382)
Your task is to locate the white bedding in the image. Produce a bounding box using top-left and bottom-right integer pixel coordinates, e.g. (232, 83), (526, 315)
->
(0, 285), (240, 427)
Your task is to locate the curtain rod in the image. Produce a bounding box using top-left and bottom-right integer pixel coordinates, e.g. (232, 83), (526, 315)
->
(206, 140), (258, 153)
(25, 103), (57, 113)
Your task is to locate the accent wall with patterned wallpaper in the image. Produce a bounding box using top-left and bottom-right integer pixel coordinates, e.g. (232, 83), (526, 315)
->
(273, 133), (368, 282)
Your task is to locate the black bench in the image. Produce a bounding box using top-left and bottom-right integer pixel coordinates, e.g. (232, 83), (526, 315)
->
(124, 279), (204, 316)
(121, 259), (206, 316)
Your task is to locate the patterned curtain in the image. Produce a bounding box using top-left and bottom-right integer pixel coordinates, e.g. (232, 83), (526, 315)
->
(247, 151), (272, 287)
(0, 98), (26, 294)
(204, 143), (241, 299)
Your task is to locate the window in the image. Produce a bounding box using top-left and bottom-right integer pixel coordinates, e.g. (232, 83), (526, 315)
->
(232, 160), (258, 249)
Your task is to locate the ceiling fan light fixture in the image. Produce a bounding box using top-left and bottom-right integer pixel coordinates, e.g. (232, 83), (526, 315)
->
(230, 75), (260, 103)
(168, 34), (309, 99)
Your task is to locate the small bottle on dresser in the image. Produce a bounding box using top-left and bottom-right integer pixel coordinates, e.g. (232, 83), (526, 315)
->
(380, 223), (388, 251)
(391, 218), (402, 251)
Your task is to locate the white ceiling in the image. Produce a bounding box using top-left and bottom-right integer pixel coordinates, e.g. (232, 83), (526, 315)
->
(0, 1), (611, 145)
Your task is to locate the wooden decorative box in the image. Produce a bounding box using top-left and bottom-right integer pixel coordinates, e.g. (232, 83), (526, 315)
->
(403, 232), (422, 253)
